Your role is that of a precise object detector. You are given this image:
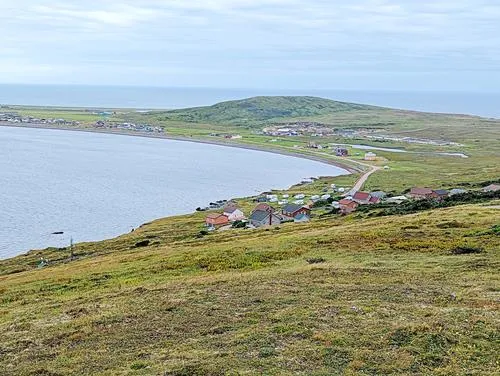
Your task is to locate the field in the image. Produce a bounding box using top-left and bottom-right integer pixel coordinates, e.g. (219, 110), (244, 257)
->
(1, 96), (499, 375)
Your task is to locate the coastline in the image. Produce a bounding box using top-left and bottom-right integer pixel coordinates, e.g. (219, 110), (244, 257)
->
(0, 123), (364, 260)
(0, 123), (362, 174)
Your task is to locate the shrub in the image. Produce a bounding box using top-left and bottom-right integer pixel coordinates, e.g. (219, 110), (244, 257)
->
(306, 257), (326, 264)
(451, 246), (483, 255)
(134, 240), (150, 248)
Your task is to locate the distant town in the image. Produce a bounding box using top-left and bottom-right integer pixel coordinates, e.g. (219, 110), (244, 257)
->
(263, 122), (462, 146)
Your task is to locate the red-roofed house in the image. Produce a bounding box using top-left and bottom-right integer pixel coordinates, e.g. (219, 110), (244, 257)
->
(339, 199), (358, 214)
(205, 213), (229, 228)
(369, 196), (381, 204)
(352, 191), (372, 204)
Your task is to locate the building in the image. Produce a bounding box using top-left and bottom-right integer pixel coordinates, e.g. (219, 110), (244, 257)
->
(205, 213), (229, 228)
(386, 196), (409, 204)
(249, 210), (282, 227)
(483, 184), (500, 192)
(223, 206), (246, 222)
(281, 203), (311, 220)
(352, 191), (372, 204)
(253, 203), (276, 213)
(339, 199), (358, 214)
(409, 187), (437, 200)
(294, 212), (310, 223)
(433, 189), (449, 200)
(449, 188), (467, 196)
(334, 147), (349, 157)
(370, 191), (387, 200)
(364, 152), (377, 161)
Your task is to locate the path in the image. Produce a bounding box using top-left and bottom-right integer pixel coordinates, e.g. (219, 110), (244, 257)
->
(344, 165), (382, 197)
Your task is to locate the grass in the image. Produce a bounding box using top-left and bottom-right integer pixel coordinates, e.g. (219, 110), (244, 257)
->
(0, 204), (499, 375)
(1, 96), (499, 374)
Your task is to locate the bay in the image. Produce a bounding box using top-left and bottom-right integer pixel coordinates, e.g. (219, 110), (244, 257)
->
(0, 126), (347, 259)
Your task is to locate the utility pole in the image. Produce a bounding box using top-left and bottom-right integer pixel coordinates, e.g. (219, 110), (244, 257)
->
(70, 237), (74, 260)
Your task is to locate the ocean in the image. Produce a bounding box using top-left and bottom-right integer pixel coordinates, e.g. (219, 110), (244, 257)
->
(0, 126), (347, 259)
(0, 84), (499, 118)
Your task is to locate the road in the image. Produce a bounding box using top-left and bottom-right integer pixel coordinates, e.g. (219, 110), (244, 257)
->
(344, 165), (382, 197)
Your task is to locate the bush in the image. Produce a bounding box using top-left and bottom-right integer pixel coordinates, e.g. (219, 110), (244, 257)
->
(232, 220), (247, 228)
(451, 246), (483, 255)
(134, 240), (150, 248)
(306, 257), (326, 264)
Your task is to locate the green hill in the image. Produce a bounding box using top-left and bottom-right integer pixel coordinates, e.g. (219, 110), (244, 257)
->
(153, 96), (376, 125)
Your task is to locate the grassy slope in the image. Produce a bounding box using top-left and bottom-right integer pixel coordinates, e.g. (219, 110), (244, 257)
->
(1, 204), (499, 375)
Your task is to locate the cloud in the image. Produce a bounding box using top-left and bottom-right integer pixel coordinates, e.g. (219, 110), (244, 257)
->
(0, 0), (498, 90)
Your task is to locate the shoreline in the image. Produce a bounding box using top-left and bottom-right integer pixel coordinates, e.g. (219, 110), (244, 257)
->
(0, 123), (363, 173)
(0, 123), (367, 261)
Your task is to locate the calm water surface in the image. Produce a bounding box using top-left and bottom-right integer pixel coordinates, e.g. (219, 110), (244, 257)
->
(0, 126), (347, 258)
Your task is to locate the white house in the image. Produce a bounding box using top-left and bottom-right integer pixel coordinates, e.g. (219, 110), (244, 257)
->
(223, 207), (246, 222)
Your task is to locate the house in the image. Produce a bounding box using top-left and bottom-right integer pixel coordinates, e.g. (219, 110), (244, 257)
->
(205, 213), (229, 228)
(254, 196), (268, 203)
(409, 187), (437, 200)
(294, 212), (310, 223)
(386, 195), (409, 204)
(449, 188), (467, 196)
(369, 196), (381, 204)
(433, 189), (449, 200)
(249, 210), (281, 227)
(352, 191), (372, 205)
(483, 184), (500, 192)
(364, 152), (377, 161)
(223, 206), (246, 222)
(253, 203), (276, 213)
(281, 203), (311, 219)
(370, 191), (387, 200)
(339, 199), (358, 214)
(334, 147), (349, 157)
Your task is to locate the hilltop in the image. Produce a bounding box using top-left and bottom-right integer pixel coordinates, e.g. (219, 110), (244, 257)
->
(151, 96), (377, 125)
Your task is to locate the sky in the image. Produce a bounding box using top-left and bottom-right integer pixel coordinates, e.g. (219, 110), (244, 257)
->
(1, 0), (499, 91)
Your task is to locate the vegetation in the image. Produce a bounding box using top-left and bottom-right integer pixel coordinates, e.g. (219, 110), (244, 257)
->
(1, 204), (499, 375)
(151, 96), (376, 126)
(1, 96), (499, 374)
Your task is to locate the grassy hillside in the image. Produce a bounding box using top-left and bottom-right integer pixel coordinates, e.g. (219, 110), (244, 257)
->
(1, 203), (499, 375)
(150, 96), (376, 126)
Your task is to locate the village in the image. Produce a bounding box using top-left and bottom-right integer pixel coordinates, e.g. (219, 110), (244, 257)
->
(262, 122), (462, 146)
(93, 120), (162, 133)
(0, 112), (79, 126)
(203, 182), (500, 231)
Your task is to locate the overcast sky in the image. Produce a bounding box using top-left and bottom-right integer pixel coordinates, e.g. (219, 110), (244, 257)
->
(1, 0), (499, 91)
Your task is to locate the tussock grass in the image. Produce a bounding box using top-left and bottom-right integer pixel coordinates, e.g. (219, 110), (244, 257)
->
(1, 205), (499, 375)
